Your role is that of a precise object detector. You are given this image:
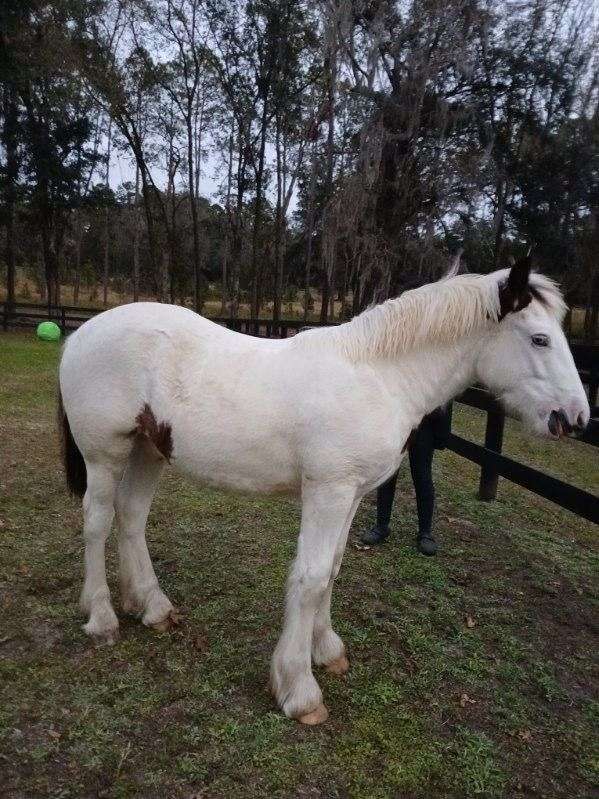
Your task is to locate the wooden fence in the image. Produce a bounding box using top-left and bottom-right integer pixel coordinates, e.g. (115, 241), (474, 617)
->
(2, 300), (598, 524)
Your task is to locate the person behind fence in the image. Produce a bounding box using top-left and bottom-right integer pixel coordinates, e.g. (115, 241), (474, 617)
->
(360, 254), (463, 557)
(360, 404), (452, 556)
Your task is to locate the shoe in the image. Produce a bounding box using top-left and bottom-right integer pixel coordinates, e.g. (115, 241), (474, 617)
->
(417, 534), (438, 556)
(360, 526), (390, 545)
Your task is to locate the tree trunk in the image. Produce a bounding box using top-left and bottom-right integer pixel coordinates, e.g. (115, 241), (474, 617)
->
(493, 179), (507, 268)
(102, 118), (112, 307)
(319, 36), (337, 325)
(250, 97), (270, 318)
(221, 124), (234, 315)
(40, 222), (58, 312)
(230, 122), (246, 319)
(187, 111), (204, 312)
(133, 162), (140, 302)
(53, 217), (66, 307)
(38, 266), (46, 302)
(2, 84), (18, 310)
(115, 120), (160, 293)
(194, 80), (206, 199)
(304, 141), (318, 322)
(161, 249), (170, 304)
(319, 270), (330, 323)
(273, 117), (284, 323)
(73, 210), (83, 306)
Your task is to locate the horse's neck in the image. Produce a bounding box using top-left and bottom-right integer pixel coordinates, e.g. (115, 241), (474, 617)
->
(377, 335), (480, 422)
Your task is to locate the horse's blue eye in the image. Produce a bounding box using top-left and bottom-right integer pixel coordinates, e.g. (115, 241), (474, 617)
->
(532, 334), (549, 347)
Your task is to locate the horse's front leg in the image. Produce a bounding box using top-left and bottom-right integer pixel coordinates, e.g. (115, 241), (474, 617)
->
(312, 497), (359, 675)
(270, 481), (357, 724)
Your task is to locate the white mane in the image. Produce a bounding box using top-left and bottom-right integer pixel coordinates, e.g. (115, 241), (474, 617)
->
(296, 270), (566, 362)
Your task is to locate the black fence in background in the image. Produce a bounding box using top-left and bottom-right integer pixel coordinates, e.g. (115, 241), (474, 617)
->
(0, 300), (311, 338)
(2, 300), (598, 524)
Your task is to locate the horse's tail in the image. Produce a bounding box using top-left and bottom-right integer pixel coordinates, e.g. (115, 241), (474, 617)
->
(58, 386), (87, 498)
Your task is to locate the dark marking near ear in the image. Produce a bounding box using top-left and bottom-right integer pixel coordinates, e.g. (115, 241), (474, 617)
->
(529, 284), (550, 308)
(498, 254), (533, 320)
(135, 404), (173, 461)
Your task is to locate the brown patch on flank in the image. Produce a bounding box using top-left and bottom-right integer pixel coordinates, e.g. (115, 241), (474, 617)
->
(135, 403), (173, 461)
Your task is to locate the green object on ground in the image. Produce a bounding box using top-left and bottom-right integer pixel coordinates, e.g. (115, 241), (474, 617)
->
(36, 321), (61, 341)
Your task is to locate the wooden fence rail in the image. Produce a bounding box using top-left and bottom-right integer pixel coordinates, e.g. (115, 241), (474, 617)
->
(2, 300), (597, 524)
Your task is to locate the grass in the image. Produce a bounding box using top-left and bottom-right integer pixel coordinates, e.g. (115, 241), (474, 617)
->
(0, 330), (597, 799)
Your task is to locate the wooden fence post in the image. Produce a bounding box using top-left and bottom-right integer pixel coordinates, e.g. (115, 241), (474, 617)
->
(478, 410), (505, 500)
(589, 363), (599, 409)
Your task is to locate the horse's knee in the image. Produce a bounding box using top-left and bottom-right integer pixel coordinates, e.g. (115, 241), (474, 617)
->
(289, 563), (331, 603)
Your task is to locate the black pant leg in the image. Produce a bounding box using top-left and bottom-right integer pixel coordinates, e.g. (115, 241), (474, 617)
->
(408, 422), (436, 538)
(376, 469), (399, 531)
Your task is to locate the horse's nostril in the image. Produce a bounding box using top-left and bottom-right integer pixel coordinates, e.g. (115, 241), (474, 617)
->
(548, 410), (560, 436)
(576, 412), (587, 431)
(557, 409), (572, 434)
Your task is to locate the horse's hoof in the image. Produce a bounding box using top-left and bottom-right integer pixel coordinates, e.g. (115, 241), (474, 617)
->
(121, 598), (143, 616)
(96, 630), (119, 646)
(298, 704), (329, 725)
(85, 626), (119, 646)
(325, 655), (350, 676)
(150, 609), (183, 633)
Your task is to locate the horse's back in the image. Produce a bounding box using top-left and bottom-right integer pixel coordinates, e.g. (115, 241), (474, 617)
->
(58, 301), (405, 494)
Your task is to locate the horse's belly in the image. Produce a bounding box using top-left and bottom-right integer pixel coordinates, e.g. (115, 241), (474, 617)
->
(171, 426), (300, 496)
(177, 458), (299, 495)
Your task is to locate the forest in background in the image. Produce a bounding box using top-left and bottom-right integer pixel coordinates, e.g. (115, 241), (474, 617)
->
(1, 0), (598, 333)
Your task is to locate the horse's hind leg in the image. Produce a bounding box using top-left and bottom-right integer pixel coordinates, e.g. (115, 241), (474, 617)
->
(80, 462), (123, 644)
(115, 438), (176, 631)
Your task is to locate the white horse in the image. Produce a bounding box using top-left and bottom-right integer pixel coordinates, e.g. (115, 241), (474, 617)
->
(58, 257), (589, 724)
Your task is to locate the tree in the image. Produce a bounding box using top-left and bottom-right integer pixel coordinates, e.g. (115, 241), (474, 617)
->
(1, 0), (101, 308)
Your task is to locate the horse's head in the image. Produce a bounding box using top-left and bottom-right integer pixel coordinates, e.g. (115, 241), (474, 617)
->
(475, 257), (590, 438)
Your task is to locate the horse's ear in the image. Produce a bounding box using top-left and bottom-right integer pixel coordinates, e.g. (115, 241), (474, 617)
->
(499, 254), (532, 319)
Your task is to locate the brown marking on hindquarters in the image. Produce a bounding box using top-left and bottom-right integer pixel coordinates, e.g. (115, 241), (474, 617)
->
(135, 404), (173, 462)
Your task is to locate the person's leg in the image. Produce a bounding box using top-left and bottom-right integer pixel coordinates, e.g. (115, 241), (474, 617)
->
(409, 421), (438, 556)
(360, 469), (399, 544)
